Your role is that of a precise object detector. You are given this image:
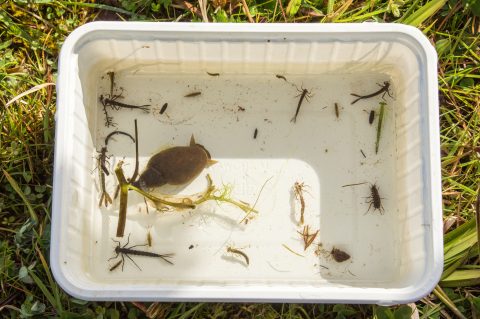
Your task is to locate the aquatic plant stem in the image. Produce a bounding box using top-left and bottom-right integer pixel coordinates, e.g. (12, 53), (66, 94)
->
(375, 101), (386, 154)
(115, 162), (129, 237)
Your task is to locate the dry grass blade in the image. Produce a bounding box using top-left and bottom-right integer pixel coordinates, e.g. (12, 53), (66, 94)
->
(476, 185), (480, 257)
(297, 225), (319, 251)
(282, 244), (305, 257)
(240, 0), (254, 22)
(198, 0), (209, 22)
(5, 83), (55, 107)
(433, 286), (468, 319)
(326, 0), (352, 22)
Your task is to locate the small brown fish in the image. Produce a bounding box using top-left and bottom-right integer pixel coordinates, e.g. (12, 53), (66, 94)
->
(131, 135), (216, 189)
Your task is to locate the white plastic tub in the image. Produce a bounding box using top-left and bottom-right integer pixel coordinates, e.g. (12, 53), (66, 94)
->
(52, 22), (442, 304)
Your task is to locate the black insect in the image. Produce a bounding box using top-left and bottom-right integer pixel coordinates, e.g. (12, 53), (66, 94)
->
(360, 149), (366, 158)
(276, 74), (287, 81)
(291, 87), (312, 123)
(184, 92), (201, 97)
(100, 95), (150, 113)
(331, 247), (350, 262)
(335, 103), (340, 119)
(369, 110), (375, 124)
(207, 72), (220, 76)
(108, 234), (174, 271)
(254, 128), (258, 139)
(350, 81), (392, 105)
(365, 183), (384, 214)
(160, 103), (168, 114)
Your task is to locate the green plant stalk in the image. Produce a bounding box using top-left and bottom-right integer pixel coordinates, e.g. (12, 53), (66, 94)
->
(444, 218), (475, 244)
(128, 184), (197, 210)
(28, 269), (63, 315)
(476, 186), (480, 258)
(440, 269), (480, 287)
(34, 245), (62, 314)
(115, 163), (196, 237)
(441, 249), (471, 280)
(327, 0), (334, 14)
(2, 169), (38, 225)
(433, 285), (468, 319)
(402, 0), (447, 27)
(116, 167), (256, 236)
(397, 0), (422, 22)
(375, 102), (386, 154)
(115, 162), (130, 238)
(444, 231), (477, 263)
(191, 175), (258, 214)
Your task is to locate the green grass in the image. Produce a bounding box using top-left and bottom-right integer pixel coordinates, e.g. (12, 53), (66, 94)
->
(1, 0), (479, 318)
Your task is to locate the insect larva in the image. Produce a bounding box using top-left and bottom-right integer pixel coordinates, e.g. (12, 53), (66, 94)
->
(293, 182), (308, 225)
(146, 228), (152, 247)
(291, 88), (312, 123)
(184, 92), (201, 97)
(227, 246), (249, 265)
(350, 81), (392, 105)
(160, 103), (168, 114)
(335, 103), (340, 119)
(108, 234), (174, 271)
(207, 72), (220, 76)
(369, 110), (375, 124)
(254, 128), (258, 139)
